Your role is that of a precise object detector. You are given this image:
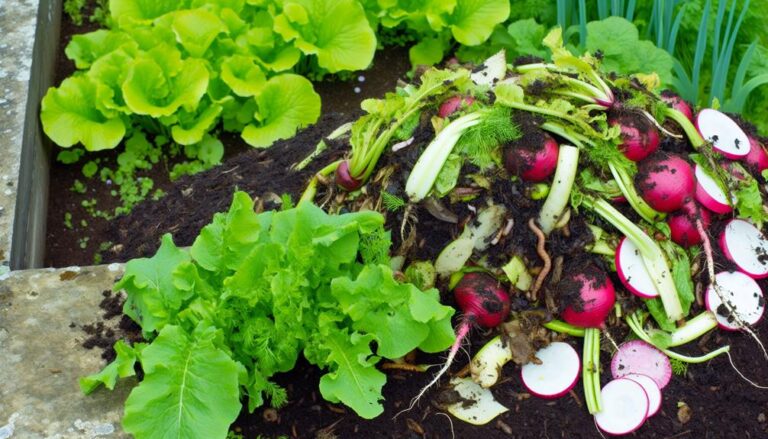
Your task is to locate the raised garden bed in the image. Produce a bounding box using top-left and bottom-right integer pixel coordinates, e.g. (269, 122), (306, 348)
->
(8, 1), (768, 438)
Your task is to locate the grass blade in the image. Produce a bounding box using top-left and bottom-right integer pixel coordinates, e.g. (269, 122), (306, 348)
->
(668, 3), (688, 54)
(626, 0), (637, 20)
(579, 0), (587, 49)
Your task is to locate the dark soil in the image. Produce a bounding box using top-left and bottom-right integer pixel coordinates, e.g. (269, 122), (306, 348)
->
(58, 4), (768, 439)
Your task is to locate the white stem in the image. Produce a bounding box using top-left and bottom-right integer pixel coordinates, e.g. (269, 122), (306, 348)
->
(669, 312), (718, 347)
(538, 145), (580, 234)
(405, 113), (482, 202)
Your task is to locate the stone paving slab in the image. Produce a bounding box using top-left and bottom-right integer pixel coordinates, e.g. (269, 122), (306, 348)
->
(0, 264), (130, 438)
(0, 0), (42, 273)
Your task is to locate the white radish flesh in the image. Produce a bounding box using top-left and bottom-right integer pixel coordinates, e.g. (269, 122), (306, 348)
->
(694, 164), (734, 214)
(445, 377), (509, 425)
(720, 219), (768, 279)
(471, 50), (507, 87)
(696, 108), (750, 159)
(615, 238), (660, 299)
(521, 342), (581, 399)
(611, 340), (672, 389)
(624, 373), (662, 417)
(594, 378), (650, 436)
(705, 271), (765, 331)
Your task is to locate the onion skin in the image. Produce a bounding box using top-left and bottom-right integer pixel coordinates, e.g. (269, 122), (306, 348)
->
(610, 116), (660, 162)
(634, 153), (695, 213)
(438, 95), (475, 118)
(668, 200), (711, 247)
(504, 133), (559, 182)
(745, 137), (768, 174)
(454, 272), (510, 328)
(660, 91), (694, 121)
(335, 161), (362, 191)
(561, 269), (616, 329)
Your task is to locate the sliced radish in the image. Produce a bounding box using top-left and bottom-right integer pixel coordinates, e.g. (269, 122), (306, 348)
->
(704, 270), (765, 331)
(445, 377), (509, 425)
(694, 164), (734, 214)
(594, 378), (649, 436)
(624, 373), (662, 417)
(521, 342), (581, 399)
(695, 108), (750, 159)
(611, 340), (672, 389)
(615, 238), (660, 299)
(719, 219), (768, 279)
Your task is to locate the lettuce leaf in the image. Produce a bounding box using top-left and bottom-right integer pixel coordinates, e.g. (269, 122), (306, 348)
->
(273, 0), (376, 72)
(86, 192), (455, 430)
(242, 74), (320, 147)
(40, 76), (127, 151)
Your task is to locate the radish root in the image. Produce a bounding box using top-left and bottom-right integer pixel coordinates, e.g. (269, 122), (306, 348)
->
(395, 323), (471, 418)
(528, 218), (552, 300)
(726, 352), (768, 389)
(697, 218), (768, 361)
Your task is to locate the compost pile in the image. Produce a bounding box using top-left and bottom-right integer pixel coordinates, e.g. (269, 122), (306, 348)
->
(85, 29), (768, 438)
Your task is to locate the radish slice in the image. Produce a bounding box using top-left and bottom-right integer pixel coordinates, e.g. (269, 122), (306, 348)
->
(611, 340), (672, 389)
(624, 373), (662, 417)
(521, 342), (581, 399)
(594, 378), (650, 436)
(694, 164), (734, 214)
(696, 109), (750, 159)
(720, 219), (768, 279)
(704, 271), (765, 331)
(615, 238), (660, 299)
(445, 377), (509, 425)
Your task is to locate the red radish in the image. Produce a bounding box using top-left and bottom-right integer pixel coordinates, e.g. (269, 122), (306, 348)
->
(705, 270), (765, 330)
(720, 219), (768, 279)
(667, 200), (711, 247)
(560, 266), (616, 328)
(744, 137), (768, 174)
(634, 153), (695, 213)
(454, 272), (511, 327)
(438, 95), (475, 118)
(610, 115), (660, 161)
(504, 133), (559, 182)
(695, 108), (750, 159)
(404, 272), (510, 411)
(335, 160), (362, 191)
(521, 342), (581, 399)
(611, 340), (672, 389)
(594, 378), (650, 435)
(694, 164), (734, 214)
(660, 90), (693, 121)
(615, 237), (660, 299)
(624, 373), (662, 417)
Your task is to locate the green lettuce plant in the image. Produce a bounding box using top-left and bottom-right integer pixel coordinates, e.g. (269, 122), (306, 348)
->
(82, 192), (455, 438)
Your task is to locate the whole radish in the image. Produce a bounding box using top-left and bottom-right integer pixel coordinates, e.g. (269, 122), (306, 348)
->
(438, 95), (475, 118)
(610, 115), (660, 161)
(560, 266), (616, 329)
(504, 132), (559, 182)
(660, 90), (693, 121)
(335, 160), (363, 191)
(403, 272), (510, 412)
(634, 153), (695, 213)
(668, 199), (711, 247)
(744, 137), (768, 174)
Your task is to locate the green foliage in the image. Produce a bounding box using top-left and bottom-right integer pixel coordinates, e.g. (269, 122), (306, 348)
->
(455, 106), (520, 167)
(381, 192), (407, 212)
(64, 0), (86, 25)
(585, 17), (675, 84)
(670, 357), (689, 375)
(84, 192), (455, 435)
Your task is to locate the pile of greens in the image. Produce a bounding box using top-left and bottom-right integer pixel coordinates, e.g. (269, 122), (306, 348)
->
(83, 192), (455, 437)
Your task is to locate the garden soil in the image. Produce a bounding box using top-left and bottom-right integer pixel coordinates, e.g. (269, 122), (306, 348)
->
(50, 4), (768, 438)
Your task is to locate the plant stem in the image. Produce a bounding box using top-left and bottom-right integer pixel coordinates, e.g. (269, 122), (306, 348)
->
(544, 320), (586, 337)
(538, 145), (580, 234)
